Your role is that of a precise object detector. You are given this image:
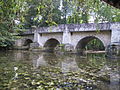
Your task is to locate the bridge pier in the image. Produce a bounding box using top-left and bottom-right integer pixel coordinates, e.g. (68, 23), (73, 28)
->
(62, 26), (74, 52)
(106, 23), (120, 57)
(62, 26), (71, 44)
(111, 23), (120, 44)
(31, 29), (43, 49)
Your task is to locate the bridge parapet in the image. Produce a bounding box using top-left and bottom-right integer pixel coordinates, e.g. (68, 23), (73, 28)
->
(21, 22), (120, 35)
(110, 22), (120, 30)
(22, 29), (34, 35)
(37, 24), (65, 33)
(68, 23), (111, 32)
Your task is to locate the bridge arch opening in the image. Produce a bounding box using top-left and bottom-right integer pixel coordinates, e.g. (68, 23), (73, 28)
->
(76, 36), (105, 53)
(23, 39), (33, 47)
(44, 38), (60, 52)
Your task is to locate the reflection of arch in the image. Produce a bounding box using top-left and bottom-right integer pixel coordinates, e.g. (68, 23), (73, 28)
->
(44, 38), (60, 52)
(43, 53), (60, 66)
(76, 36), (105, 52)
(75, 53), (106, 74)
(23, 39), (33, 46)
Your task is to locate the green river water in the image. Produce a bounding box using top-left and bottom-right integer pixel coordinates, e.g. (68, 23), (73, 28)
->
(0, 50), (119, 90)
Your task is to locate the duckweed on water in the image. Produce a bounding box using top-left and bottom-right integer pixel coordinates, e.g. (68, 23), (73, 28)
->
(0, 60), (98, 90)
(0, 51), (119, 90)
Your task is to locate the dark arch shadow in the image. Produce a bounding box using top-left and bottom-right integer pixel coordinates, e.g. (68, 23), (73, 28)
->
(44, 38), (60, 52)
(23, 39), (33, 47)
(76, 36), (105, 53)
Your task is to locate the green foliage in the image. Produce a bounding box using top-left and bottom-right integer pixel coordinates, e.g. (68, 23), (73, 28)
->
(23, 0), (63, 28)
(0, 53), (101, 90)
(0, 0), (28, 47)
(69, 0), (120, 23)
(85, 38), (105, 50)
(0, 0), (120, 47)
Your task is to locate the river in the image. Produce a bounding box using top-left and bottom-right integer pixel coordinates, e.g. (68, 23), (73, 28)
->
(0, 50), (119, 90)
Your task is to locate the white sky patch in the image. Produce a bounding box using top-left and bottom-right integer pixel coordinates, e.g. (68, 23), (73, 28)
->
(89, 16), (94, 23)
(59, 0), (63, 10)
(38, 15), (42, 20)
(14, 20), (20, 25)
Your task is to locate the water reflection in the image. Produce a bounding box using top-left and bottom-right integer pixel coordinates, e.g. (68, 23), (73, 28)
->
(107, 59), (120, 90)
(0, 50), (119, 90)
(61, 55), (79, 73)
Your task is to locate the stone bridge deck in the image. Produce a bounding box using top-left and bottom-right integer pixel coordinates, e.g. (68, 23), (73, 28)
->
(22, 22), (120, 35)
(16, 22), (120, 52)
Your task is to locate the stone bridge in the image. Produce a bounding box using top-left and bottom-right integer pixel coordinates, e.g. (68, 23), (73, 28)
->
(15, 22), (120, 53)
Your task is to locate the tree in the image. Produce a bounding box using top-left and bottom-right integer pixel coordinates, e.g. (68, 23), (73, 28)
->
(23, 0), (63, 28)
(0, 0), (28, 48)
(66, 0), (120, 23)
(0, 0), (120, 48)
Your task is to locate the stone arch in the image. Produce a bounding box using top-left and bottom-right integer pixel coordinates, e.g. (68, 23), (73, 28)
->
(23, 39), (33, 46)
(76, 36), (105, 53)
(44, 38), (60, 52)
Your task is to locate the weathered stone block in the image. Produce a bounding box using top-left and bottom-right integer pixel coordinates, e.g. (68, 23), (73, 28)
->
(64, 44), (74, 52)
(30, 42), (39, 49)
